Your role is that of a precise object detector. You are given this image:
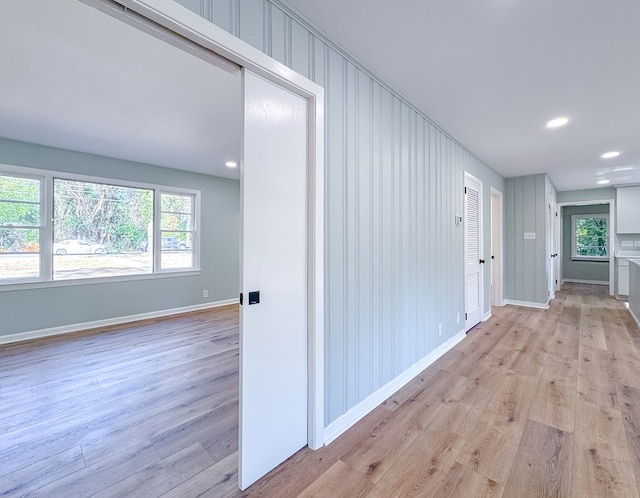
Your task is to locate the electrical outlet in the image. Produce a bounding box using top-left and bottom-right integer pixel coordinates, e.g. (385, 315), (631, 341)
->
(456, 313), (460, 324)
(203, 290), (208, 298)
(438, 323), (442, 336)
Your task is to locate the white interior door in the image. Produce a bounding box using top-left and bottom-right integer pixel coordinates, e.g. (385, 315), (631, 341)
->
(239, 70), (308, 490)
(465, 173), (483, 330)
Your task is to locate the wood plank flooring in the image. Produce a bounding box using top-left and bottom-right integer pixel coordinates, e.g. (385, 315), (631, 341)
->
(2, 283), (640, 497)
(240, 283), (640, 498)
(0, 305), (240, 497)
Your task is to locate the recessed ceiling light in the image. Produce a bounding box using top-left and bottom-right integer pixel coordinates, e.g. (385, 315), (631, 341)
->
(601, 151), (620, 159)
(546, 116), (569, 128)
(225, 161), (238, 168)
(597, 179), (610, 185)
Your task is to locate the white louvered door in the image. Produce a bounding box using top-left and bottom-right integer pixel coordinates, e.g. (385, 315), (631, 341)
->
(464, 173), (483, 330)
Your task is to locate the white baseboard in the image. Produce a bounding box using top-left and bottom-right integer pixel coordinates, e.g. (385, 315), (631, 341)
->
(630, 307), (640, 329)
(323, 328), (466, 445)
(0, 298), (239, 345)
(503, 299), (550, 310)
(562, 279), (609, 286)
(482, 310), (492, 322)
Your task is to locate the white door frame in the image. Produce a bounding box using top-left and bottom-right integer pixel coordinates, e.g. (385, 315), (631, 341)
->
(546, 197), (556, 301)
(490, 187), (504, 307)
(557, 200), (615, 296)
(554, 205), (561, 292)
(96, 0), (326, 450)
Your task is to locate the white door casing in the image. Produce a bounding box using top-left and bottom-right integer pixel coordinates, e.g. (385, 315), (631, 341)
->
(464, 173), (484, 330)
(239, 70), (309, 490)
(490, 188), (503, 307)
(548, 201), (559, 298)
(553, 204), (562, 295)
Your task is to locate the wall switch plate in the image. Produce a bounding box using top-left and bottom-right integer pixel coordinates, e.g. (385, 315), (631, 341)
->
(438, 323), (442, 336)
(456, 313), (460, 324)
(203, 290), (208, 298)
(523, 232), (536, 240)
(635, 241), (640, 247)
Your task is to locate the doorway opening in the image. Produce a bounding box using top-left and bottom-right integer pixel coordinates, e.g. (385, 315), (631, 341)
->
(490, 188), (503, 307)
(5, 0), (325, 491)
(558, 201), (614, 295)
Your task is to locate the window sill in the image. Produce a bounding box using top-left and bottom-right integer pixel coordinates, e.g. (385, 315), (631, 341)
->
(0, 269), (201, 292)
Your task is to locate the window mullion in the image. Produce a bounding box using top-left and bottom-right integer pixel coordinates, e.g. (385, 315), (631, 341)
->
(41, 175), (53, 281)
(153, 190), (161, 272)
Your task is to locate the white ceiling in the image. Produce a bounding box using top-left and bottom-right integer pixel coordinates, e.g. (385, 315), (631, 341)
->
(281, 0), (640, 192)
(0, 0), (241, 180)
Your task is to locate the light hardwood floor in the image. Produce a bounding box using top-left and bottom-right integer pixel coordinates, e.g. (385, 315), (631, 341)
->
(0, 305), (240, 497)
(2, 284), (640, 497)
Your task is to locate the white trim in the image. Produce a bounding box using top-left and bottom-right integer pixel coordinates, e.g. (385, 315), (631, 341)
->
(570, 213), (609, 260)
(630, 307), (640, 329)
(0, 298), (238, 345)
(323, 329), (466, 445)
(0, 269), (201, 292)
(104, 0), (325, 460)
(504, 299), (550, 310)
(562, 279), (609, 285)
(482, 310), (492, 322)
(490, 187), (504, 308)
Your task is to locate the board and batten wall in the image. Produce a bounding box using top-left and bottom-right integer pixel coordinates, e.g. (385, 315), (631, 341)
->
(561, 204), (610, 283)
(0, 138), (240, 337)
(504, 174), (554, 306)
(172, 0), (505, 429)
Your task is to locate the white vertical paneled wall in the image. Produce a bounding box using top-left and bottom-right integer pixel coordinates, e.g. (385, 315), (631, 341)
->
(174, 0), (505, 427)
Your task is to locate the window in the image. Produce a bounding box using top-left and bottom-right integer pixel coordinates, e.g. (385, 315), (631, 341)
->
(160, 193), (194, 270)
(571, 214), (608, 260)
(0, 174), (43, 280)
(0, 165), (200, 285)
(53, 179), (154, 280)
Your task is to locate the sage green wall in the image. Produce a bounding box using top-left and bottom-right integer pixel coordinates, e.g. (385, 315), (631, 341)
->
(0, 138), (240, 336)
(173, 0), (505, 425)
(557, 188), (615, 203)
(504, 174), (549, 305)
(561, 204), (610, 282)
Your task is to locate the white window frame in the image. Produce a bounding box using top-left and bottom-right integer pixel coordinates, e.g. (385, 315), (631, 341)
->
(571, 213), (609, 261)
(0, 163), (201, 289)
(156, 190), (200, 271)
